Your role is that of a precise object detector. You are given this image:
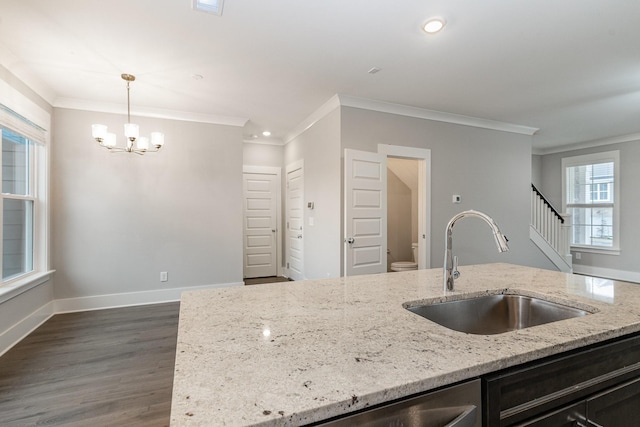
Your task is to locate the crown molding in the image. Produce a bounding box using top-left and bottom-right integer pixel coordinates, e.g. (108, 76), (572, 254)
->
(54, 97), (248, 127)
(533, 132), (640, 155)
(284, 95), (341, 143)
(242, 138), (285, 146)
(337, 94), (539, 136)
(285, 93), (539, 144)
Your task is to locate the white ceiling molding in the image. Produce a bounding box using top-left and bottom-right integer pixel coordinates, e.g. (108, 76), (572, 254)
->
(285, 93), (539, 146)
(533, 132), (640, 156)
(338, 94), (539, 136)
(284, 95), (341, 144)
(242, 138), (285, 146)
(54, 97), (248, 127)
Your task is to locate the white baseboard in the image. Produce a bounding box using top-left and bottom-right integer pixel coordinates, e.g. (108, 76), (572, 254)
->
(0, 281), (244, 356)
(0, 300), (55, 357)
(54, 281), (244, 314)
(572, 265), (640, 284)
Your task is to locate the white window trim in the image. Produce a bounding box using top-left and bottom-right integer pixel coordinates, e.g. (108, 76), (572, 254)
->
(562, 150), (620, 253)
(0, 79), (50, 289)
(570, 245), (620, 256)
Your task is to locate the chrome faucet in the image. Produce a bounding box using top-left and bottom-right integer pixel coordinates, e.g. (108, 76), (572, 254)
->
(444, 210), (509, 291)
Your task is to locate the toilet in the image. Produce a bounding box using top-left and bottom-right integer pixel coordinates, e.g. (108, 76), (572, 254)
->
(390, 243), (418, 272)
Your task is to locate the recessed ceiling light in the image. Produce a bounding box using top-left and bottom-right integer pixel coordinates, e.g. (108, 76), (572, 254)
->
(262, 131), (271, 137)
(423, 17), (446, 34)
(368, 67), (382, 75)
(191, 74), (204, 80)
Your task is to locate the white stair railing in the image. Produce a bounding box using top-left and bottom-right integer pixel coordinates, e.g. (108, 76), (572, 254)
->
(531, 184), (572, 263)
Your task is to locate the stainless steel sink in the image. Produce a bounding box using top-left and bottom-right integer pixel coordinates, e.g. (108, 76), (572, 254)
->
(406, 294), (591, 335)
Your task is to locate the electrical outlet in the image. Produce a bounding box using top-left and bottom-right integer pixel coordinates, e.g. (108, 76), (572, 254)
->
(575, 252), (581, 260)
(160, 271), (168, 282)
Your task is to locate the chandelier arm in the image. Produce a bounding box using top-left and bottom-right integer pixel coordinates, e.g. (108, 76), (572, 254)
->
(106, 147), (127, 153)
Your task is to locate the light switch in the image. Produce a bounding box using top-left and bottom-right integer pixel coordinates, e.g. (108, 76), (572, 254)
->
(452, 195), (461, 204)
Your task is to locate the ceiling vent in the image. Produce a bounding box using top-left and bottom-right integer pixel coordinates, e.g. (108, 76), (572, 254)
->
(193, 0), (224, 16)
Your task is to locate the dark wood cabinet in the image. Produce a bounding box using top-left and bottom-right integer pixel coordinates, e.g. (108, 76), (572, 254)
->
(514, 402), (585, 426)
(483, 332), (640, 426)
(587, 376), (640, 426)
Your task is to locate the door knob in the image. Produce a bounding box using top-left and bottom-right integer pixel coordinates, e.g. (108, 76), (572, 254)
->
(346, 237), (355, 244)
(297, 234), (302, 239)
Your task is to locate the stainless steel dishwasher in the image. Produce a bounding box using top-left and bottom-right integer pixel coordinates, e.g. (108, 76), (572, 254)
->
(315, 379), (481, 427)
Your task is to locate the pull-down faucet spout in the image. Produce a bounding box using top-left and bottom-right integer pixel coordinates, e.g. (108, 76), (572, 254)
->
(444, 210), (509, 292)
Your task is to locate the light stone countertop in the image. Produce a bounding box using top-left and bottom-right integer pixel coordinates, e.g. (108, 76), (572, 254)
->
(170, 263), (640, 426)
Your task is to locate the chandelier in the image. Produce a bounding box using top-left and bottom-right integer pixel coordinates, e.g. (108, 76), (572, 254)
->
(91, 74), (164, 154)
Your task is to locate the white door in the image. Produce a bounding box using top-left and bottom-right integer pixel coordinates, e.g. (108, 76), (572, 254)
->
(243, 170), (279, 278)
(344, 149), (387, 276)
(286, 161), (304, 280)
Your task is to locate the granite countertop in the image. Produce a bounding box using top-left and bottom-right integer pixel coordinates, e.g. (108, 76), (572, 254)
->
(170, 263), (640, 426)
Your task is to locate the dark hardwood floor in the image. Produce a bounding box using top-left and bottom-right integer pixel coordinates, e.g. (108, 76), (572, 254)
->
(244, 276), (290, 285)
(0, 302), (180, 427)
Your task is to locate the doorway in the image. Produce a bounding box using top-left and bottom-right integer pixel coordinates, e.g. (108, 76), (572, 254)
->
(242, 166), (281, 279)
(343, 146), (431, 277)
(379, 144), (431, 270)
(387, 157), (419, 271)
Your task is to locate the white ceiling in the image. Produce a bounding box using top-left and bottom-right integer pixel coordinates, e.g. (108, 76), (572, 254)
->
(1, 1), (639, 152)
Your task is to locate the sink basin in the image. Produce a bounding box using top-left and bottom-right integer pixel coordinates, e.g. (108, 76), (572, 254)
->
(406, 294), (591, 335)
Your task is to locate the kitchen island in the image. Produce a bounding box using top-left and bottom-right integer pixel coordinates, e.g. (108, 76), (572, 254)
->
(170, 263), (640, 426)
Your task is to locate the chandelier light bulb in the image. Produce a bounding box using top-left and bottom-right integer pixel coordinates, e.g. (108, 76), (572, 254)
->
(104, 133), (117, 148)
(124, 123), (139, 141)
(151, 132), (165, 148)
(92, 124), (108, 142)
(136, 136), (150, 151)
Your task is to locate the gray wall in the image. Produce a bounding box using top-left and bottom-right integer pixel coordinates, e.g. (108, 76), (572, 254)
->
(243, 142), (283, 168)
(284, 108), (341, 279)
(539, 140), (640, 275)
(52, 108), (244, 299)
(341, 106), (555, 270)
(532, 154), (543, 189)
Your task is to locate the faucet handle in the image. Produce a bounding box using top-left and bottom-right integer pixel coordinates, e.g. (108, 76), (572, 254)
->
(453, 256), (460, 279)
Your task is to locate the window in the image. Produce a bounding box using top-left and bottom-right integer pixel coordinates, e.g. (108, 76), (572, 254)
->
(0, 90), (48, 286)
(562, 151), (619, 252)
(2, 129), (34, 280)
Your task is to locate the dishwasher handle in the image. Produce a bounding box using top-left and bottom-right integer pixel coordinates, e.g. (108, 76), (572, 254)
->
(446, 405), (478, 427)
